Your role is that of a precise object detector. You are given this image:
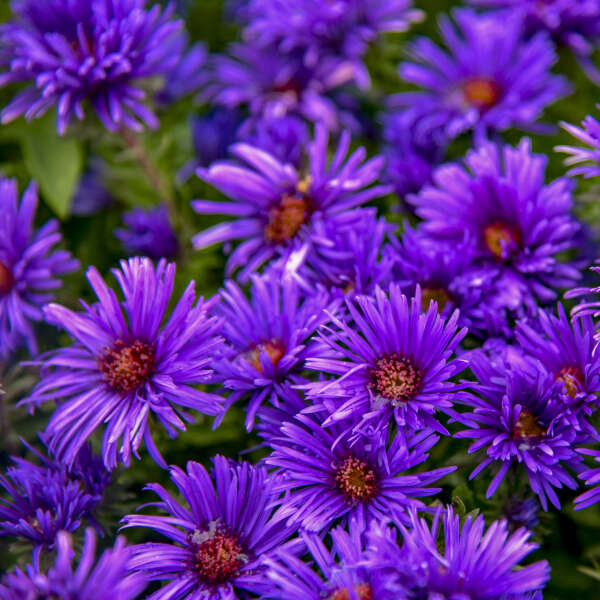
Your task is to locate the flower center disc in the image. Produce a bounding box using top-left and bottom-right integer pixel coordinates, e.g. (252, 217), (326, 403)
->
(369, 354), (422, 404)
(335, 457), (378, 503)
(99, 340), (155, 393)
(512, 409), (546, 440)
(0, 261), (14, 296)
(194, 532), (245, 585)
(265, 195), (309, 243)
(246, 340), (286, 373)
(330, 583), (373, 600)
(463, 78), (501, 109)
(555, 365), (583, 398)
(422, 287), (451, 312)
(483, 221), (520, 260)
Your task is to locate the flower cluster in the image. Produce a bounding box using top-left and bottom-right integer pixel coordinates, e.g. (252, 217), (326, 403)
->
(4, 0), (600, 597)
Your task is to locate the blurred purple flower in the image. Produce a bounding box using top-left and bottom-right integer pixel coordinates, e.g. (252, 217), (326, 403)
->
(0, 0), (185, 133)
(557, 110), (600, 178)
(0, 528), (147, 600)
(115, 205), (179, 260)
(394, 9), (570, 140)
(0, 178), (78, 358)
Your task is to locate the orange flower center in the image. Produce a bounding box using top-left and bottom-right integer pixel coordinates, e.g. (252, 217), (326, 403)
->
(463, 78), (501, 109)
(265, 195), (309, 244)
(483, 221), (520, 260)
(0, 260), (14, 296)
(335, 457), (378, 503)
(369, 354), (422, 404)
(99, 339), (155, 393)
(421, 287), (452, 312)
(555, 366), (583, 398)
(329, 583), (373, 600)
(513, 409), (546, 440)
(246, 340), (286, 373)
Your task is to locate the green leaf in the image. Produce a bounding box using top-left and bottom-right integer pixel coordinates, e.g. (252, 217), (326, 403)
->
(19, 112), (82, 218)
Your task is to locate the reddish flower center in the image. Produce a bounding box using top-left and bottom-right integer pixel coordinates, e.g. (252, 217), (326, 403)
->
(369, 354), (422, 404)
(265, 195), (309, 243)
(193, 531), (246, 585)
(555, 365), (583, 398)
(99, 340), (155, 393)
(463, 78), (501, 109)
(246, 340), (286, 373)
(483, 221), (520, 260)
(0, 260), (14, 296)
(421, 287), (452, 312)
(273, 78), (304, 97)
(329, 584), (373, 600)
(512, 409), (546, 440)
(335, 456), (378, 503)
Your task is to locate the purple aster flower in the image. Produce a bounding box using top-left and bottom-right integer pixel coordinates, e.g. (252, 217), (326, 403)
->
(244, 0), (423, 89)
(122, 456), (298, 599)
(0, 0), (185, 134)
(365, 506), (550, 598)
(502, 496), (540, 531)
(567, 262), (600, 335)
(202, 43), (358, 131)
(516, 304), (600, 436)
(575, 448), (600, 509)
(23, 257), (224, 470)
(394, 9), (570, 140)
(266, 411), (456, 533)
(0, 447), (102, 560)
(556, 111), (600, 178)
(456, 354), (582, 510)
(0, 528), (147, 600)
(304, 284), (468, 440)
(264, 519), (383, 599)
(0, 178), (78, 358)
(410, 140), (581, 308)
(192, 124), (391, 281)
(115, 205), (179, 260)
(469, 0), (600, 76)
(213, 273), (338, 431)
(287, 210), (396, 297)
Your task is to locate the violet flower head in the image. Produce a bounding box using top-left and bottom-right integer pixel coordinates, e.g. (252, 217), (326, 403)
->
(456, 354), (581, 510)
(122, 456), (298, 599)
(213, 274), (338, 430)
(304, 284), (468, 440)
(266, 411), (455, 533)
(469, 0), (600, 62)
(245, 0), (424, 89)
(264, 520), (381, 599)
(23, 257), (224, 470)
(556, 111), (600, 178)
(516, 304), (600, 436)
(193, 124), (391, 281)
(365, 506), (550, 598)
(0, 0), (185, 134)
(0, 449), (100, 560)
(575, 448), (600, 509)
(203, 42), (358, 131)
(0, 178), (78, 358)
(395, 9), (570, 140)
(115, 205), (179, 260)
(411, 140), (581, 307)
(0, 528), (148, 600)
